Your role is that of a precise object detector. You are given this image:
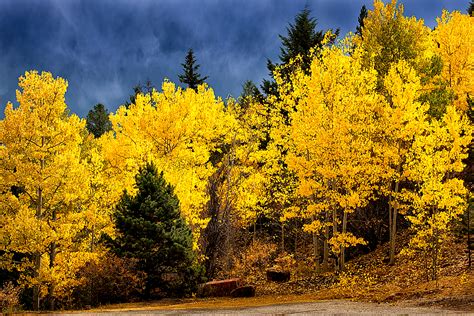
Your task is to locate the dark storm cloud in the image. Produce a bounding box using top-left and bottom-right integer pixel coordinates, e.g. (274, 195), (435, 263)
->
(0, 0), (467, 117)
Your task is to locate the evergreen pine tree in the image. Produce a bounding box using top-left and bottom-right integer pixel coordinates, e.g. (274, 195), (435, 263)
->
(178, 49), (208, 91)
(278, 8), (324, 69)
(262, 7), (338, 96)
(239, 80), (264, 110)
(86, 103), (112, 138)
(107, 163), (204, 297)
(356, 5), (368, 37)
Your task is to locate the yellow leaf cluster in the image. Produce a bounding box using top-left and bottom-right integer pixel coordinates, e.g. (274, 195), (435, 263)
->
(0, 71), (113, 304)
(101, 82), (232, 247)
(433, 11), (474, 111)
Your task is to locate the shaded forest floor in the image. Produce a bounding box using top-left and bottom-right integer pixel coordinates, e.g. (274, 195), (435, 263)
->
(246, 232), (473, 312)
(80, 232), (473, 314)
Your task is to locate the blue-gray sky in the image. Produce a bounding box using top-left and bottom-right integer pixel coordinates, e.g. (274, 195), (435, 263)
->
(0, 0), (468, 117)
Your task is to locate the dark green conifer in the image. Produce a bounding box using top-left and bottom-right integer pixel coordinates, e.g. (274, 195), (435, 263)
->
(356, 5), (368, 37)
(262, 7), (338, 96)
(85, 103), (112, 138)
(108, 163), (204, 297)
(178, 49), (208, 91)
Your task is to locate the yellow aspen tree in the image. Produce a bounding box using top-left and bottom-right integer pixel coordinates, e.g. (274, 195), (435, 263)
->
(284, 45), (384, 270)
(227, 99), (270, 231)
(355, 0), (432, 88)
(356, 1), (466, 266)
(355, 1), (449, 120)
(234, 91), (299, 251)
(272, 54), (326, 266)
(80, 140), (116, 252)
(261, 112), (298, 253)
(201, 98), (270, 275)
(403, 105), (472, 281)
(100, 81), (231, 249)
(261, 146), (299, 253)
(382, 60), (430, 265)
(433, 10), (474, 111)
(0, 71), (91, 310)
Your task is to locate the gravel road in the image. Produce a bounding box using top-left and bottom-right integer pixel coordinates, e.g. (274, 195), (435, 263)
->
(53, 300), (472, 315)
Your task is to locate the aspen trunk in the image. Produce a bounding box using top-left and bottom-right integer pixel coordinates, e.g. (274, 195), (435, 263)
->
(48, 246), (56, 310)
(90, 224), (95, 252)
(332, 209), (338, 270)
(341, 211), (348, 271)
(281, 222), (285, 252)
(33, 137), (45, 311)
(294, 224), (298, 255)
(253, 217), (256, 243)
(432, 239), (438, 282)
(33, 185), (42, 311)
(390, 199), (398, 265)
(312, 216), (320, 273)
(322, 213), (329, 271)
(389, 162), (401, 265)
(388, 192), (393, 260)
(47, 210), (57, 310)
(431, 207), (439, 284)
(313, 233), (320, 272)
(468, 195), (472, 268)
(89, 225), (95, 306)
(389, 172), (400, 265)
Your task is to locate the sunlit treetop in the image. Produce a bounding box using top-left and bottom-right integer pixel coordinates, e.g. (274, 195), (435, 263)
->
(433, 10), (474, 111)
(355, 0), (433, 88)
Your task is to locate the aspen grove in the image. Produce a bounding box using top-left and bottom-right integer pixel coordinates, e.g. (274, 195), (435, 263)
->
(0, 0), (473, 311)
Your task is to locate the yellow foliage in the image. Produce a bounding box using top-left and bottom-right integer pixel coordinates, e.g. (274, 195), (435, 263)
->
(280, 45), (384, 253)
(101, 82), (231, 247)
(402, 105), (472, 279)
(329, 233), (367, 255)
(0, 71), (105, 304)
(355, 0), (433, 84)
(433, 10), (474, 111)
(0, 5), (472, 304)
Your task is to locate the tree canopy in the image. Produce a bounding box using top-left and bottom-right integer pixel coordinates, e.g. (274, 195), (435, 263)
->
(0, 1), (472, 311)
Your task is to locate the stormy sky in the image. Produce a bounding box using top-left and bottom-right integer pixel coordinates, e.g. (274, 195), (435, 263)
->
(0, 0), (468, 117)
